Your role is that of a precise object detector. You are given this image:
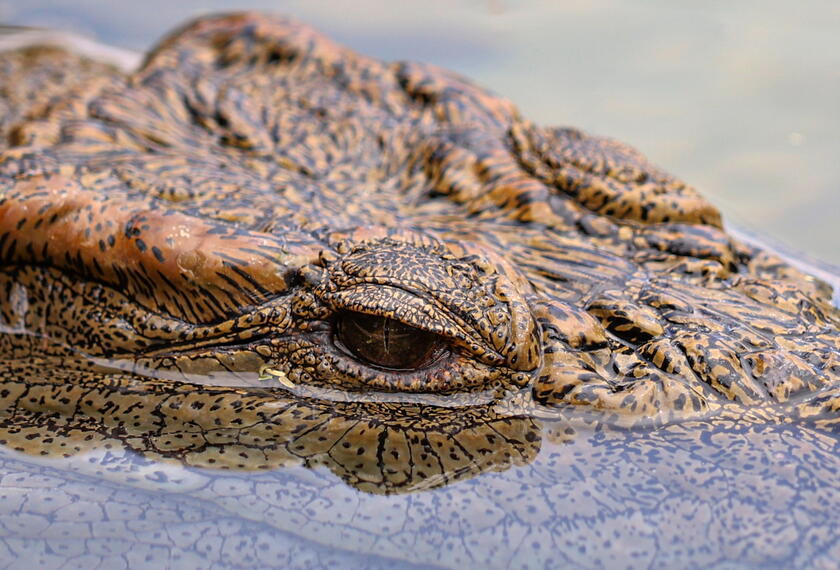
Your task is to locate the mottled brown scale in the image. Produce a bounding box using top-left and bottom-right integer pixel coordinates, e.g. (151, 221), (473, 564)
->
(0, 12), (838, 476)
(0, 45), (122, 152)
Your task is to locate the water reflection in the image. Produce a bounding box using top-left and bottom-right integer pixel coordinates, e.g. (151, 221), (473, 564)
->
(1, 365), (839, 568)
(0, 370), (540, 495)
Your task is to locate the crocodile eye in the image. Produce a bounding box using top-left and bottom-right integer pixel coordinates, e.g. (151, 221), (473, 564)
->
(335, 312), (447, 370)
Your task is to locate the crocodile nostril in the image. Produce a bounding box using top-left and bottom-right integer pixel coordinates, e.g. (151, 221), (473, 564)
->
(334, 311), (447, 371)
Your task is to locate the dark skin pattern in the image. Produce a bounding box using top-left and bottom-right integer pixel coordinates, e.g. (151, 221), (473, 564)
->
(0, 13), (839, 568)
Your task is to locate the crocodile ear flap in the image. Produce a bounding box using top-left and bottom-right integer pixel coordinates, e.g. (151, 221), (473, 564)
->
(509, 121), (722, 227)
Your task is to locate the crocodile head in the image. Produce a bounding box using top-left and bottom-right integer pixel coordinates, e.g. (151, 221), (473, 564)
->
(0, 173), (542, 395)
(3, 16), (840, 568)
(0, 12), (838, 430)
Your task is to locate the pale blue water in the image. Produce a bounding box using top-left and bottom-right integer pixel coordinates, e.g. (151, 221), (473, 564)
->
(1, 410), (838, 569)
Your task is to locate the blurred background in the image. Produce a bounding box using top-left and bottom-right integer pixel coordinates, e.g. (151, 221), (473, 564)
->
(1, 0), (838, 264)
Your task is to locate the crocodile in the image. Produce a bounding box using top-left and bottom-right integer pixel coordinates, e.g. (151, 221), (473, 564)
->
(0, 13), (839, 568)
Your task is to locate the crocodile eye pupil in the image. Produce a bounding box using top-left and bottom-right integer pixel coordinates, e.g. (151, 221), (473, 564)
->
(336, 312), (445, 370)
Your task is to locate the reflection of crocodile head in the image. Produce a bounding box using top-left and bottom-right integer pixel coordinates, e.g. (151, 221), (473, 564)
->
(0, 365), (541, 494)
(0, 12), (839, 492)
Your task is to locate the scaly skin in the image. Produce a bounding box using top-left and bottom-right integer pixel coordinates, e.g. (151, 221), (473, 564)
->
(0, 44), (122, 153)
(0, 13), (839, 568)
